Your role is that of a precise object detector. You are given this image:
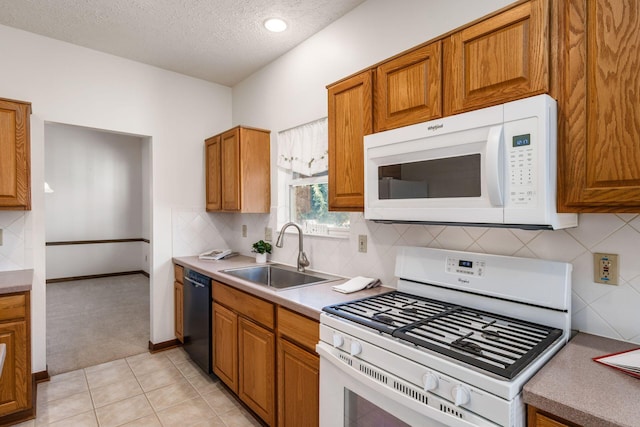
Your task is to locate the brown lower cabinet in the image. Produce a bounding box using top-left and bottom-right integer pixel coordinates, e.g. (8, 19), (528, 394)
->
(173, 265), (184, 343)
(212, 281), (276, 426)
(277, 307), (319, 427)
(0, 292), (32, 420)
(528, 405), (580, 427)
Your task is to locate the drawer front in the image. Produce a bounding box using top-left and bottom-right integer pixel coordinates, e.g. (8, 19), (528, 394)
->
(174, 264), (184, 284)
(277, 307), (319, 353)
(0, 294), (26, 322)
(213, 281), (274, 329)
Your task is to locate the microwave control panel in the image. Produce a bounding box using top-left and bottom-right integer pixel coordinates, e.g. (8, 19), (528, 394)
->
(507, 132), (536, 206)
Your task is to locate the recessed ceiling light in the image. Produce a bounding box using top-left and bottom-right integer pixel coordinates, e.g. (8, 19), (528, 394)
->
(264, 18), (287, 33)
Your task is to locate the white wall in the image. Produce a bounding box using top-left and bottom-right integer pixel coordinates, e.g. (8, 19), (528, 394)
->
(0, 23), (232, 372)
(44, 123), (147, 279)
(225, 0), (640, 344)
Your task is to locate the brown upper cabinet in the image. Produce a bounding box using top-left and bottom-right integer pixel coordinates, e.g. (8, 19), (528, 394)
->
(443, 0), (549, 115)
(556, 0), (640, 211)
(327, 71), (372, 212)
(0, 98), (31, 210)
(327, 0), (550, 211)
(205, 126), (271, 213)
(374, 42), (442, 132)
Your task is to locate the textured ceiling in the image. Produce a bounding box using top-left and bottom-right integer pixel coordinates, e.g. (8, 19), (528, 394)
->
(0, 0), (366, 86)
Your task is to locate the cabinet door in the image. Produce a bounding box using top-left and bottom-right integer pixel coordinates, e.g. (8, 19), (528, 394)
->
(277, 338), (319, 427)
(557, 0), (640, 211)
(238, 317), (275, 426)
(375, 42), (442, 132)
(328, 70), (373, 212)
(221, 128), (241, 211)
(212, 303), (238, 393)
(527, 405), (577, 427)
(0, 320), (29, 416)
(0, 99), (31, 210)
(444, 0), (549, 115)
(205, 135), (222, 211)
(174, 281), (183, 343)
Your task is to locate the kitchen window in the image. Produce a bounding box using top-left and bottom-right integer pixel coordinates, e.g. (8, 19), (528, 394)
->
(277, 118), (349, 237)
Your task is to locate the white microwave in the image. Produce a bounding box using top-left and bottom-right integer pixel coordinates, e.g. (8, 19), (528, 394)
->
(364, 94), (577, 230)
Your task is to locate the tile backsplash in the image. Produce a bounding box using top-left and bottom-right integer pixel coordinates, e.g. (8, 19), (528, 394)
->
(0, 211), (29, 271)
(172, 209), (640, 345)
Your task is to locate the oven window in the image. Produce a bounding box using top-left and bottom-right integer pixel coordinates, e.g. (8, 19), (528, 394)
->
(378, 154), (481, 199)
(344, 389), (410, 427)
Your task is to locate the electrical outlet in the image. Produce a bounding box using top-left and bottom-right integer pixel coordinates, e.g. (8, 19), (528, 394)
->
(593, 253), (619, 285)
(358, 235), (367, 253)
(242, 224), (247, 238)
(265, 227), (273, 242)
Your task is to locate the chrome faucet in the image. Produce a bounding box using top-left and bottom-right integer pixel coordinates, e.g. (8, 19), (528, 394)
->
(275, 222), (310, 272)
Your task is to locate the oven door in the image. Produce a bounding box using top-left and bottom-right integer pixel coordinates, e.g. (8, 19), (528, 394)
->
(317, 343), (498, 427)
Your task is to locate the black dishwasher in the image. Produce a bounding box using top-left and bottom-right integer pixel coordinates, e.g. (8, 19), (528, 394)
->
(183, 268), (214, 376)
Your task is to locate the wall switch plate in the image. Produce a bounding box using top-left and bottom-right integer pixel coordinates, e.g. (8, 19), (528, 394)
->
(242, 224), (247, 238)
(0, 228), (2, 246)
(358, 235), (367, 253)
(265, 227), (272, 242)
(594, 253), (619, 285)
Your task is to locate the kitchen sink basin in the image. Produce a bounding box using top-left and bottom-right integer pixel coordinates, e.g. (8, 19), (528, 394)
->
(220, 264), (337, 290)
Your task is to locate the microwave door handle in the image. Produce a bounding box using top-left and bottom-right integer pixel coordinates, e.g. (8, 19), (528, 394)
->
(486, 125), (504, 206)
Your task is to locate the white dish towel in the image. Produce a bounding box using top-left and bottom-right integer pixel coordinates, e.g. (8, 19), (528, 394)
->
(332, 276), (381, 294)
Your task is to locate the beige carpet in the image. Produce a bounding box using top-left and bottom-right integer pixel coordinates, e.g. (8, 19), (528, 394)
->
(46, 274), (150, 375)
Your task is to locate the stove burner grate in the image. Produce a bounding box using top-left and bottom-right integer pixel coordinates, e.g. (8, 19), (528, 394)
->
(323, 291), (564, 379)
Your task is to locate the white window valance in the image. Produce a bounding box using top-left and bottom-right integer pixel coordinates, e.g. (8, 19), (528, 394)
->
(277, 117), (328, 176)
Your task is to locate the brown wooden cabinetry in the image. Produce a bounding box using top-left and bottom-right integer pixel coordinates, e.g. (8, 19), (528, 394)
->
(375, 42), (442, 132)
(528, 405), (580, 427)
(0, 98), (31, 210)
(173, 265), (184, 343)
(557, 0), (640, 211)
(443, 0), (549, 115)
(0, 292), (31, 419)
(212, 281), (275, 426)
(327, 71), (372, 212)
(205, 126), (271, 213)
(276, 307), (319, 427)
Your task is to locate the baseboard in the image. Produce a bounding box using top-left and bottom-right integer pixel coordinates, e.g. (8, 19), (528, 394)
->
(148, 339), (181, 353)
(34, 369), (50, 383)
(46, 270), (148, 284)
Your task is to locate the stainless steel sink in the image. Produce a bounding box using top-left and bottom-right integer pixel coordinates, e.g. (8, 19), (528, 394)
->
(220, 264), (337, 290)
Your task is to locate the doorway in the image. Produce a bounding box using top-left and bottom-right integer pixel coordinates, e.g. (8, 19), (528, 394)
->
(44, 123), (152, 375)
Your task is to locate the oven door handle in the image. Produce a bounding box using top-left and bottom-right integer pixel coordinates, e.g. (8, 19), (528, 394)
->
(485, 125), (504, 207)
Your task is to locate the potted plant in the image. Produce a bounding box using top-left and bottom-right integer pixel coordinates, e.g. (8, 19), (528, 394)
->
(251, 240), (272, 264)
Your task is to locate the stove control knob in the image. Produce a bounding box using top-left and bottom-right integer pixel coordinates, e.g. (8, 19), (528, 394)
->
(452, 385), (471, 406)
(332, 334), (344, 348)
(422, 373), (439, 391)
(350, 341), (362, 356)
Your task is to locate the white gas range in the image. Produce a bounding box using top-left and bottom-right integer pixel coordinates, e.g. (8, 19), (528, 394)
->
(316, 246), (572, 427)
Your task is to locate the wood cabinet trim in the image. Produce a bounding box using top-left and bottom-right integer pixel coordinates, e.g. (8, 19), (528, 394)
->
(327, 70), (372, 211)
(212, 281), (274, 330)
(276, 306), (319, 353)
(374, 42), (443, 132)
(238, 316), (275, 426)
(0, 98), (31, 210)
(277, 338), (319, 427)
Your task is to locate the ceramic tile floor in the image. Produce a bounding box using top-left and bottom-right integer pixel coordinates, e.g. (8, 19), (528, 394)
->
(14, 347), (262, 427)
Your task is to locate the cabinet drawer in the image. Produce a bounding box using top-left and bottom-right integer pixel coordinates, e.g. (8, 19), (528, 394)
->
(174, 264), (184, 284)
(213, 281), (274, 329)
(0, 294), (26, 322)
(277, 307), (319, 353)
